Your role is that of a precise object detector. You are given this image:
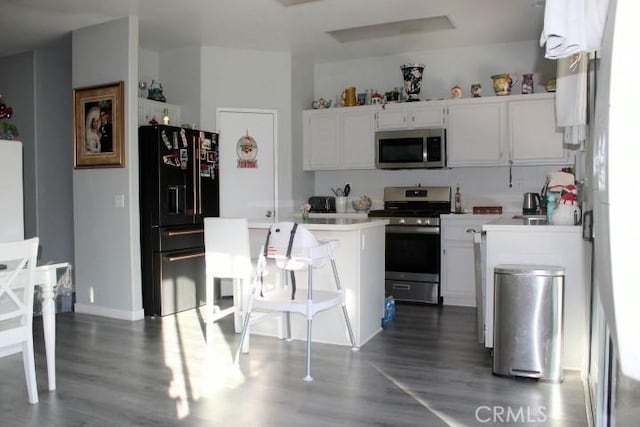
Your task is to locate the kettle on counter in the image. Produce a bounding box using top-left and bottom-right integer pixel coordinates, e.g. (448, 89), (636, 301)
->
(522, 192), (541, 215)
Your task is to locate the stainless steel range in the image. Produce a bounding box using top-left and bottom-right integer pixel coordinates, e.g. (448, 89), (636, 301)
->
(368, 186), (451, 304)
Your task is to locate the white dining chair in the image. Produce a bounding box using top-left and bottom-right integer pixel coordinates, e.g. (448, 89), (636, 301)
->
(204, 218), (253, 338)
(234, 222), (357, 381)
(0, 237), (40, 404)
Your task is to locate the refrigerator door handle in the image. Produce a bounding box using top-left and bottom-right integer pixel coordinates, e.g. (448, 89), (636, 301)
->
(163, 229), (203, 237)
(165, 251), (205, 262)
(192, 134), (199, 216)
(198, 135), (203, 215)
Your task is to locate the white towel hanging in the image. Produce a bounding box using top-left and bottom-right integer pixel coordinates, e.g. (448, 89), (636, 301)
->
(540, 0), (611, 59)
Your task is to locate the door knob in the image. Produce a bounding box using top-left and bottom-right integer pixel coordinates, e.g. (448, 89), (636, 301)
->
(265, 210), (273, 218)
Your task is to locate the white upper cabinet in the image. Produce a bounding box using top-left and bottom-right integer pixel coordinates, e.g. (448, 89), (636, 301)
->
(447, 98), (507, 167)
(303, 107), (375, 171)
(340, 107), (376, 169)
(375, 103), (408, 130)
(302, 94), (567, 171)
(410, 102), (446, 128)
(375, 102), (445, 130)
(508, 95), (569, 165)
(446, 94), (568, 167)
(138, 98), (181, 126)
(303, 109), (340, 170)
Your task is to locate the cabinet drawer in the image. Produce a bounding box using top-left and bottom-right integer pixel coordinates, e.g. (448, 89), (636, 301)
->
(445, 226), (477, 242)
(386, 280), (438, 304)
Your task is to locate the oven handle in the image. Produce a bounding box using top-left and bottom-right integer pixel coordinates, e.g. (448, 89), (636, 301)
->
(385, 225), (440, 234)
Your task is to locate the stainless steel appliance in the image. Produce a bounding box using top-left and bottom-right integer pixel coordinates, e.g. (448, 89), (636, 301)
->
(139, 125), (219, 316)
(368, 186), (451, 304)
(375, 128), (446, 169)
(522, 192), (541, 215)
(308, 196), (336, 213)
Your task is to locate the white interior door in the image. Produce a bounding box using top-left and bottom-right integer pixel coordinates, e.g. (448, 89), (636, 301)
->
(216, 109), (277, 220)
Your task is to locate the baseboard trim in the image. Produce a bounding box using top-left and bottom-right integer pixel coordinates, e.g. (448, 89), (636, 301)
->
(74, 303), (145, 321)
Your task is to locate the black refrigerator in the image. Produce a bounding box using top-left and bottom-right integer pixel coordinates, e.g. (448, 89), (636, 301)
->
(138, 125), (219, 316)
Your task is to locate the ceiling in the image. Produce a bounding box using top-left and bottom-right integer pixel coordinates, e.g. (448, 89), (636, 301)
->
(0, 0), (546, 63)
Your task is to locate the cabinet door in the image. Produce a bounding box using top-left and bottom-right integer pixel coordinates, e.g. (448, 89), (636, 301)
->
(447, 99), (507, 166)
(410, 103), (445, 128)
(303, 110), (340, 170)
(340, 108), (375, 169)
(509, 96), (569, 165)
(442, 242), (476, 306)
(375, 104), (408, 130)
(138, 98), (181, 126)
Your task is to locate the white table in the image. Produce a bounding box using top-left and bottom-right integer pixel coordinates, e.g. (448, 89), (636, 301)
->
(35, 262), (72, 391)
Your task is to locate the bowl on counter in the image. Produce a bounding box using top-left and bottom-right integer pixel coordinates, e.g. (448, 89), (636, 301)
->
(352, 200), (372, 213)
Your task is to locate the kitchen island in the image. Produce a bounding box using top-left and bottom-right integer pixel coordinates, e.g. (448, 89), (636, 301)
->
(247, 217), (388, 347)
(482, 216), (588, 373)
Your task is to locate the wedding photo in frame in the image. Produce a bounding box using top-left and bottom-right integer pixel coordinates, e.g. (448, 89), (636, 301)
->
(73, 81), (125, 168)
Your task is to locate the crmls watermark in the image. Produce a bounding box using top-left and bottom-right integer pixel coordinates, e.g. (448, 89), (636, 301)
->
(475, 405), (547, 424)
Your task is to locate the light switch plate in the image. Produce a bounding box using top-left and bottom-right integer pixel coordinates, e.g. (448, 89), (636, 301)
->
(114, 194), (125, 208)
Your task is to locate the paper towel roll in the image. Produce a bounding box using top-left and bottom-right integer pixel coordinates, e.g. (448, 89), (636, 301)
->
(548, 171), (575, 191)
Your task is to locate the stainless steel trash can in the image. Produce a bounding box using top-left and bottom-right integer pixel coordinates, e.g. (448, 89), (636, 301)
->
(492, 264), (564, 382)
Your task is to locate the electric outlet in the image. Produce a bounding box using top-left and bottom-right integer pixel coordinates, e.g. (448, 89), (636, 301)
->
(114, 194), (125, 208)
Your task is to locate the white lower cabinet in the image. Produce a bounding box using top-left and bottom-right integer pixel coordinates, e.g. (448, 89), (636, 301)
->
(440, 215), (500, 306)
(482, 223), (587, 371)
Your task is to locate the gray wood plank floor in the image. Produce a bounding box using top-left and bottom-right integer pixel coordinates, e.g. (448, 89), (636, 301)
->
(1, 303), (587, 426)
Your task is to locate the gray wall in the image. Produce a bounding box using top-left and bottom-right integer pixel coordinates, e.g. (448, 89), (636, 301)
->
(72, 17), (143, 320)
(0, 52), (36, 239)
(34, 35), (74, 265)
(0, 38), (74, 266)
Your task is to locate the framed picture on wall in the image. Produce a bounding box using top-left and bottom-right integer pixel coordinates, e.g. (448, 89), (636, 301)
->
(73, 81), (125, 168)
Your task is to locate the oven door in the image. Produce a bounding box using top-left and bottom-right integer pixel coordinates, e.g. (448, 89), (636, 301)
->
(384, 225), (441, 303)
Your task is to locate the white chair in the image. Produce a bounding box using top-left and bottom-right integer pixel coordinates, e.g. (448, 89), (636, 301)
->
(0, 237), (39, 404)
(235, 222), (357, 381)
(204, 218), (253, 338)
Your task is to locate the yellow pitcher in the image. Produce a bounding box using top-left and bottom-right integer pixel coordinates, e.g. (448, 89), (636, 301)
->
(342, 87), (357, 107)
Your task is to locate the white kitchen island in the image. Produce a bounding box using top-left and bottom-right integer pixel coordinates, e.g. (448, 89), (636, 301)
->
(482, 216), (589, 373)
(247, 217), (387, 347)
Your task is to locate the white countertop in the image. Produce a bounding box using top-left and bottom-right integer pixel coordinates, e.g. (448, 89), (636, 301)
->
(248, 217), (388, 231)
(482, 214), (582, 233)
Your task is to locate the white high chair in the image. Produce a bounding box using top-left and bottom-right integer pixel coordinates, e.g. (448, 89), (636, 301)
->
(204, 218), (253, 338)
(234, 222), (357, 381)
(0, 237), (39, 404)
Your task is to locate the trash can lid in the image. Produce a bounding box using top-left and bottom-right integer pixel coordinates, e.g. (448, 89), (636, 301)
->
(494, 264), (565, 276)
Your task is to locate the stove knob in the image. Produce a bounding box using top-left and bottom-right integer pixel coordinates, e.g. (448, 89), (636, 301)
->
(416, 218), (422, 225)
(399, 218), (405, 224)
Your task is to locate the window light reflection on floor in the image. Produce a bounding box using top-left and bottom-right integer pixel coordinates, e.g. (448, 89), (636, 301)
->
(162, 307), (245, 420)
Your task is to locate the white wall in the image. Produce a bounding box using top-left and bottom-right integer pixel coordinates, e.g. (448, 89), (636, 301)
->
(159, 47), (201, 127)
(312, 39), (566, 212)
(314, 164), (566, 213)
(199, 46), (293, 212)
(315, 40), (556, 101)
(72, 17), (143, 320)
(291, 54), (316, 210)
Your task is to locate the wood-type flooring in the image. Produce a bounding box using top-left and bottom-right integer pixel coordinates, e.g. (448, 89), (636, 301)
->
(0, 303), (587, 426)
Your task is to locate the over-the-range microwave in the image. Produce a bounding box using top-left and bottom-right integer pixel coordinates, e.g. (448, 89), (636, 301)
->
(375, 128), (446, 169)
